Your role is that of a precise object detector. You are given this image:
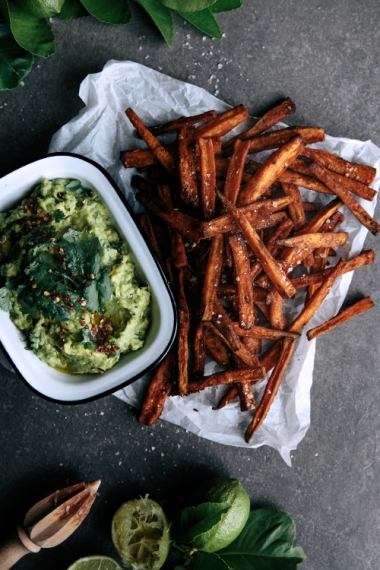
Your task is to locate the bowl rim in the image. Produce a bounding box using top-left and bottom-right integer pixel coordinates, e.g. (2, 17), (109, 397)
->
(0, 152), (178, 404)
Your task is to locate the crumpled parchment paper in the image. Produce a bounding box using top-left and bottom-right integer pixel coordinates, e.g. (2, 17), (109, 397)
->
(48, 60), (380, 465)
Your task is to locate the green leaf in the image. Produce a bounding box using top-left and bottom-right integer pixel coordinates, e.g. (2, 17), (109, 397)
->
(0, 0), (55, 57)
(133, 0), (173, 46)
(12, 0), (65, 18)
(0, 287), (11, 311)
(177, 8), (222, 39)
(159, 0), (217, 11)
(97, 272), (112, 304)
(192, 509), (306, 570)
(172, 502), (231, 544)
(54, 209), (65, 222)
(209, 0), (242, 13)
(79, 0), (132, 24)
(83, 279), (99, 312)
(0, 19), (33, 90)
(56, 0), (89, 18)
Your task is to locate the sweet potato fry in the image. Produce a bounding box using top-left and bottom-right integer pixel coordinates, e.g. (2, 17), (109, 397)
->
(277, 231), (348, 250)
(217, 191), (297, 299)
(228, 233), (255, 329)
(138, 350), (176, 426)
(280, 182), (306, 230)
(224, 97), (296, 150)
(136, 191), (203, 243)
(177, 268), (190, 395)
(294, 197), (343, 236)
(137, 214), (165, 268)
(194, 104), (250, 139)
(269, 288), (288, 330)
(214, 385), (239, 409)
(234, 126), (325, 155)
(198, 137), (216, 219)
(224, 139), (251, 204)
(217, 284), (268, 303)
(232, 322), (299, 340)
(192, 322), (205, 377)
(309, 162), (380, 236)
(121, 147), (161, 169)
(188, 366), (266, 393)
(178, 125), (199, 207)
(306, 296), (374, 340)
(200, 233), (224, 320)
(245, 338), (296, 441)
(237, 135), (304, 206)
(237, 382), (256, 412)
(148, 110), (217, 136)
(125, 108), (176, 175)
(303, 147), (376, 185)
(203, 322), (232, 369)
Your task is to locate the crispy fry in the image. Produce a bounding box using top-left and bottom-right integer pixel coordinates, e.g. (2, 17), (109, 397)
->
(303, 147), (376, 185)
(228, 233), (255, 329)
(280, 182), (306, 230)
(245, 338), (296, 441)
(306, 296), (374, 340)
(194, 104), (249, 139)
(217, 284), (268, 303)
(198, 137), (216, 219)
(224, 97), (296, 150)
(137, 214), (166, 268)
(200, 233), (224, 320)
(177, 268), (190, 395)
(125, 108), (176, 175)
(224, 139), (251, 204)
(188, 366), (266, 393)
(137, 191), (203, 243)
(237, 135), (304, 206)
(232, 322), (299, 340)
(138, 350), (176, 426)
(237, 382), (257, 412)
(277, 231), (348, 250)
(294, 197), (343, 236)
(217, 191), (297, 299)
(269, 287), (288, 330)
(234, 126), (325, 155)
(310, 162), (380, 236)
(193, 322), (205, 377)
(204, 322), (232, 369)
(178, 125), (199, 207)
(148, 110), (217, 136)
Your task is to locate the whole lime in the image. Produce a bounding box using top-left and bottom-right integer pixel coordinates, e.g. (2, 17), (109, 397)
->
(111, 497), (170, 570)
(188, 477), (250, 553)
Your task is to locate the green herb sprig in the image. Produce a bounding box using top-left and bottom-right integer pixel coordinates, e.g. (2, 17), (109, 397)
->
(0, 0), (243, 91)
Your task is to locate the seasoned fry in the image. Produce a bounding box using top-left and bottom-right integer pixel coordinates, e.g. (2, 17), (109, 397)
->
(269, 288), (288, 330)
(200, 233), (224, 320)
(125, 108), (176, 175)
(177, 268), (190, 395)
(193, 322), (205, 377)
(239, 126), (324, 155)
(245, 338), (296, 441)
(217, 191), (297, 299)
(306, 296), (374, 340)
(224, 97), (296, 150)
(188, 367), (266, 393)
(310, 162), (380, 236)
(228, 233), (255, 329)
(198, 137), (216, 219)
(281, 182), (306, 230)
(224, 139), (251, 203)
(277, 231), (348, 250)
(237, 382), (256, 412)
(177, 125), (199, 207)
(204, 322), (232, 369)
(232, 323), (299, 340)
(194, 104), (249, 139)
(138, 350), (176, 426)
(303, 147), (376, 185)
(148, 110), (217, 136)
(294, 197), (343, 236)
(237, 135), (304, 206)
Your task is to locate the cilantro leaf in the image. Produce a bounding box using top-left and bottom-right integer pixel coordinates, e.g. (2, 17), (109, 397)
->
(97, 272), (112, 304)
(54, 209), (65, 222)
(83, 280), (99, 312)
(0, 287), (11, 311)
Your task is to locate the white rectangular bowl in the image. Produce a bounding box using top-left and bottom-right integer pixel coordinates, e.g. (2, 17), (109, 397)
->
(0, 154), (177, 403)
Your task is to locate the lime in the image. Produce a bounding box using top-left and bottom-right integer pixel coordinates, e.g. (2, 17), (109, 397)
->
(13, 0), (65, 18)
(189, 477), (250, 553)
(67, 555), (123, 570)
(111, 497), (170, 570)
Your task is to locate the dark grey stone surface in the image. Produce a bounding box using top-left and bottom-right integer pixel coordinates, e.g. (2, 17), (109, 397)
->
(1, 2), (380, 569)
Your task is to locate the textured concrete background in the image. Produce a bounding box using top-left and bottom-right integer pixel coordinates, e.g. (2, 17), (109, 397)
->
(1, 2), (380, 569)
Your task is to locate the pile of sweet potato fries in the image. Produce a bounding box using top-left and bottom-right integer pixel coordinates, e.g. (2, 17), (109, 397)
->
(120, 99), (377, 443)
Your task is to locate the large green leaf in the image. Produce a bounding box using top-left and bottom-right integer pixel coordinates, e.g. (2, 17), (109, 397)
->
(133, 0), (173, 45)
(0, 0), (55, 57)
(177, 8), (221, 39)
(12, 0), (65, 18)
(159, 0), (217, 12)
(210, 0), (242, 13)
(58, 0), (89, 18)
(172, 502), (231, 544)
(79, 0), (132, 23)
(191, 510), (306, 570)
(0, 19), (33, 89)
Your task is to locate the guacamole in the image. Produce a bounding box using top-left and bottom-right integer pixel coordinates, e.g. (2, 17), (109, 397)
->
(0, 178), (150, 374)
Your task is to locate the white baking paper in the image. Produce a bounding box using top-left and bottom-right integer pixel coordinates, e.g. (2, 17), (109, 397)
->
(48, 60), (380, 465)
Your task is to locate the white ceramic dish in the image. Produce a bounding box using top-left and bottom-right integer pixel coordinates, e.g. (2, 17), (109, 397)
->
(0, 154), (177, 403)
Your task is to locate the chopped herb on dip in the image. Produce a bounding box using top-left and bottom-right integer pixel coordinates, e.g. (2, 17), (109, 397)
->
(0, 178), (150, 374)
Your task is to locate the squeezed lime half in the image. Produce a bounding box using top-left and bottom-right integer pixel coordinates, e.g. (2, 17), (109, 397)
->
(67, 555), (123, 570)
(112, 497), (170, 570)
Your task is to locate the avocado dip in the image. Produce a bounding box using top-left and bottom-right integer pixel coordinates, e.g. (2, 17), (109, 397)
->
(0, 178), (150, 374)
